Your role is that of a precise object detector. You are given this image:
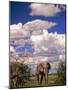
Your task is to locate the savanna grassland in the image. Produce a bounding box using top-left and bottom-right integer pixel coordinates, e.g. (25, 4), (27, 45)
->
(19, 74), (65, 88)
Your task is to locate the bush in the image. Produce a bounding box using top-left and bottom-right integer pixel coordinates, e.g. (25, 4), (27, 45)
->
(10, 62), (31, 88)
(55, 61), (66, 85)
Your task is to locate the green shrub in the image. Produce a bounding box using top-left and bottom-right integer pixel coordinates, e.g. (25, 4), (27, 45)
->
(10, 62), (31, 88)
(55, 61), (66, 85)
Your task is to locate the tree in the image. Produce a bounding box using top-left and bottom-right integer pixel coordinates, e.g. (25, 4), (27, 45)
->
(10, 62), (31, 88)
(55, 61), (66, 85)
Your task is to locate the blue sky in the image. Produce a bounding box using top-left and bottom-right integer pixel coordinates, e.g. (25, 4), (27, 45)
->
(10, 2), (66, 74)
(10, 1), (66, 57)
(10, 1), (66, 34)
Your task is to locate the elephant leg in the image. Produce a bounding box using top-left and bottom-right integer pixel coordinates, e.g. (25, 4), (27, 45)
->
(45, 71), (48, 85)
(36, 74), (39, 84)
(40, 72), (43, 84)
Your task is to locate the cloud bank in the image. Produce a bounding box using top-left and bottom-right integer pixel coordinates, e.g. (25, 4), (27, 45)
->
(10, 20), (56, 39)
(30, 30), (65, 56)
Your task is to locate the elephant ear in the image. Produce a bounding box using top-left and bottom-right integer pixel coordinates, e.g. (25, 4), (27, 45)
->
(48, 62), (51, 70)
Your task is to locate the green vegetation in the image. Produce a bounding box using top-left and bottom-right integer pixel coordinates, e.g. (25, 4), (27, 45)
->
(55, 61), (66, 85)
(22, 74), (65, 88)
(10, 61), (66, 89)
(10, 62), (31, 88)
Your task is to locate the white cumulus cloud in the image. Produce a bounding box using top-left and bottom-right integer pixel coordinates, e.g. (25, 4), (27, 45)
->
(29, 3), (65, 16)
(23, 19), (56, 35)
(10, 46), (15, 53)
(10, 23), (30, 39)
(30, 30), (65, 56)
(10, 20), (56, 39)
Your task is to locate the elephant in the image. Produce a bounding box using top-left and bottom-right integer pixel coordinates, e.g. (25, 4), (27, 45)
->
(36, 61), (51, 85)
